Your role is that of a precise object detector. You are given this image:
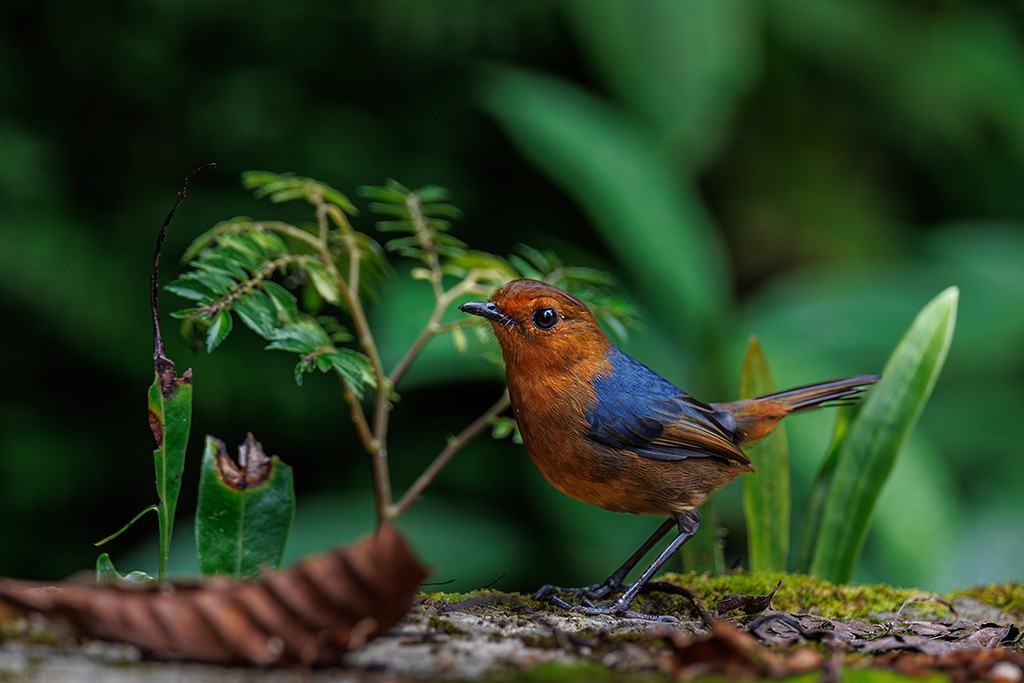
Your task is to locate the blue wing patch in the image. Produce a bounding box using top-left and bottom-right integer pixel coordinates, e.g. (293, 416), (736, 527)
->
(586, 347), (749, 466)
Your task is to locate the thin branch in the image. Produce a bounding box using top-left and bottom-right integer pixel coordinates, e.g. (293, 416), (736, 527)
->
(330, 228), (392, 523)
(338, 377), (374, 453)
(390, 390), (511, 517)
(388, 304), (444, 389)
(388, 275), (492, 388)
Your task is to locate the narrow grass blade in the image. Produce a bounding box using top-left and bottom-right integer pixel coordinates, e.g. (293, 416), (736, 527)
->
(739, 336), (790, 572)
(196, 434), (295, 578)
(795, 408), (850, 573)
(810, 287), (958, 583)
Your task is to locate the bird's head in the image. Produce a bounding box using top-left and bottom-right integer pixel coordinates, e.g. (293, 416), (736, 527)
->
(459, 279), (610, 371)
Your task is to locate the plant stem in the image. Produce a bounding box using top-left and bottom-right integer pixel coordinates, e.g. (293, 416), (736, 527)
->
(388, 277), (489, 388)
(390, 390), (511, 516)
(315, 197), (393, 524)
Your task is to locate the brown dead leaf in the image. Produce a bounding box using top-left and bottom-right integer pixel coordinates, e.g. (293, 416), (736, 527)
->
(716, 580), (782, 616)
(0, 523), (426, 665)
(659, 619), (825, 680)
(870, 647), (1024, 683)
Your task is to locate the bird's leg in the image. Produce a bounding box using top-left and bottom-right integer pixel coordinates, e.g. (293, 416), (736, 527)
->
(566, 509), (701, 621)
(533, 518), (674, 604)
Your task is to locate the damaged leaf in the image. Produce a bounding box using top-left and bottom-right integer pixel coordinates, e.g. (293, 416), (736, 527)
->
(146, 165), (214, 580)
(716, 580), (781, 616)
(0, 524), (427, 665)
(659, 619), (825, 680)
(196, 434), (295, 578)
(148, 363), (191, 582)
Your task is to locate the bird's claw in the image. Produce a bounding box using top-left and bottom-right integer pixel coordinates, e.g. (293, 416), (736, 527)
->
(533, 580), (621, 603)
(571, 600), (679, 622)
(536, 589), (679, 622)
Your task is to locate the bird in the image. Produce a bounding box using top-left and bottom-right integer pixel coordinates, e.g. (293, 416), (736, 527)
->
(459, 278), (879, 619)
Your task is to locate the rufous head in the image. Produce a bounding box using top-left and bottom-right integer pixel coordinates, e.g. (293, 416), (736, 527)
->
(459, 279), (610, 371)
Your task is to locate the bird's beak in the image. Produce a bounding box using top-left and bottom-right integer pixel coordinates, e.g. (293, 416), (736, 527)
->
(459, 300), (505, 323)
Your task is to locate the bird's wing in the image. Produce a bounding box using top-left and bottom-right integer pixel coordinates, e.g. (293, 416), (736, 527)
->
(588, 393), (751, 467)
(585, 347), (751, 467)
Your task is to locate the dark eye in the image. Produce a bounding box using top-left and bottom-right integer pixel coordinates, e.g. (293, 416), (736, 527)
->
(532, 307), (558, 330)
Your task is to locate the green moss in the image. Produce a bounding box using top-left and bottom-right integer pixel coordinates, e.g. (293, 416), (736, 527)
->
(948, 582), (1024, 617)
(427, 616), (468, 636)
(423, 590), (475, 603)
(646, 572), (930, 621)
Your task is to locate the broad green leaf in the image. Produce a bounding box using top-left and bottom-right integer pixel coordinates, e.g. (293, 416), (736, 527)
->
(567, 0), (757, 167)
(739, 337), (790, 572)
(796, 409), (850, 573)
(810, 287), (958, 583)
(196, 434), (295, 578)
(149, 361), (193, 581)
(481, 67), (730, 344)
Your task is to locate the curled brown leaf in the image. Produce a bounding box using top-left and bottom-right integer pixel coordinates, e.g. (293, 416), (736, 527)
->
(0, 523), (426, 665)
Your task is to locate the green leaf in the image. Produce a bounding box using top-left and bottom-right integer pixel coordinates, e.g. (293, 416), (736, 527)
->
(232, 289), (277, 338)
(809, 287), (958, 583)
(149, 363), (193, 581)
(367, 202), (412, 218)
(304, 260), (340, 304)
(739, 337), (790, 572)
(358, 184), (408, 204)
(205, 308), (233, 353)
(481, 66), (730, 343)
(796, 409), (850, 573)
(324, 348), (376, 399)
(95, 553), (156, 585)
(567, 0), (757, 167)
(195, 434), (295, 578)
(491, 416), (517, 440)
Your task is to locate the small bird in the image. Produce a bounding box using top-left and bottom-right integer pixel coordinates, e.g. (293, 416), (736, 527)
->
(460, 279), (878, 619)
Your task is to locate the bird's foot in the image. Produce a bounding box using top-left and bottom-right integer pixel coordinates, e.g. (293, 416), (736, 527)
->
(533, 578), (622, 603)
(572, 598), (679, 622)
(534, 587), (678, 622)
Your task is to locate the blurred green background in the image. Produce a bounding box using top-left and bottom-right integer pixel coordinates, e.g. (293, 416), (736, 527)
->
(1, 1), (1021, 593)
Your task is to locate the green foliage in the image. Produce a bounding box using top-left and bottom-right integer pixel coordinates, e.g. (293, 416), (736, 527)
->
(739, 337), (791, 573)
(195, 435), (295, 578)
(5, 0), (1021, 592)
(809, 288), (958, 583)
(480, 66), (728, 344)
(168, 176), (383, 393)
(170, 171), (635, 524)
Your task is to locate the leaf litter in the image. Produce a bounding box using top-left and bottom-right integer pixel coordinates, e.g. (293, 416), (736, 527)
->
(0, 566), (1021, 680)
(0, 524), (426, 665)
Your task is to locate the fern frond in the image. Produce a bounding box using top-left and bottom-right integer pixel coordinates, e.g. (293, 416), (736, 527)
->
(243, 171), (357, 214)
(360, 180), (466, 270)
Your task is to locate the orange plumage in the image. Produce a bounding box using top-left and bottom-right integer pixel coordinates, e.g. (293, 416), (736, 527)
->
(460, 279), (878, 618)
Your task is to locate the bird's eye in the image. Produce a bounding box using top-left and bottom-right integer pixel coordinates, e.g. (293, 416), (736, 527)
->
(532, 307), (558, 330)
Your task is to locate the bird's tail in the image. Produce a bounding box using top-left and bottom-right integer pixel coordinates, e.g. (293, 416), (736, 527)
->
(717, 374), (880, 444)
(752, 374), (880, 413)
